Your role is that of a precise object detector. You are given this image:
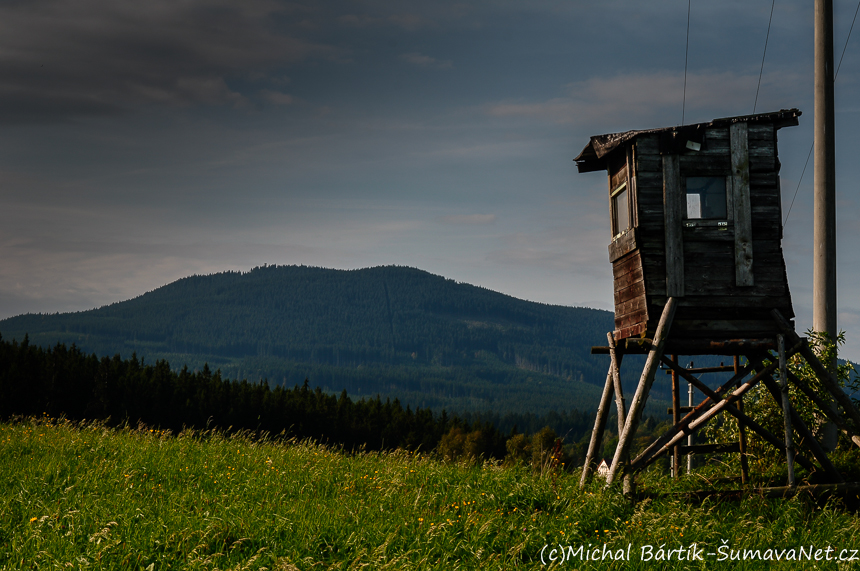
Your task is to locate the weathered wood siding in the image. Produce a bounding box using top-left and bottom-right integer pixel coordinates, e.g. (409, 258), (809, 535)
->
(609, 122), (793, 341)
(613, 249), (648, 339)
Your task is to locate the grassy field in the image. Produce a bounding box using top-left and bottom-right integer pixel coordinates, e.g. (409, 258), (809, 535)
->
(2, 417), (860, 570)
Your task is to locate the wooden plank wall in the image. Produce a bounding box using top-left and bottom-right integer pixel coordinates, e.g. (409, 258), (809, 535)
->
(633, 134), (668, 311)
(663, 154), (684, 297)
(731, 122), (754, 286)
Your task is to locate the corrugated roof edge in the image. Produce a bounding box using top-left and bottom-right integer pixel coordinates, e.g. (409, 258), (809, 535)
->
(574, 108), (801, 173)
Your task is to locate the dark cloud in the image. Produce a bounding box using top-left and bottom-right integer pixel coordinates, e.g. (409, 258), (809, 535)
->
(0, 90), (124, 124)
(0, 0), (335, 123)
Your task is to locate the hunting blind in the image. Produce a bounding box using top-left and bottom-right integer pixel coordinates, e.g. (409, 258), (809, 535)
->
(575, 109), (798, 342)
(575, 110), (860, 495)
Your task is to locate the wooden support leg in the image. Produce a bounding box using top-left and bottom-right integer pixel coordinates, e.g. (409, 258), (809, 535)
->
(687, 378), (694, 474)
(608, 332), (626, 435)
(778, 335), (796, 487)
(606, 298), (677, 488)
(772, 309), (860, 431)
(671, 354), (680, 479)
(760, 374), (843, 482)
(580, 362), (616, 488)
(735, 356), (750, 484)
(607, 332), (632, 493)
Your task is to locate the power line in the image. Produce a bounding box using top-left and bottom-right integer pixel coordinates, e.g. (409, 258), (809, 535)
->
(784, 142), (813, 225)
(682, 0), (691, 125)
(753, 0), (777, 114)
(835, 0), (860, 79)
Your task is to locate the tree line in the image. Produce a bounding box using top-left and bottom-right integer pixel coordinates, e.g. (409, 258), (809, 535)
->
(2, 334), (617, 465)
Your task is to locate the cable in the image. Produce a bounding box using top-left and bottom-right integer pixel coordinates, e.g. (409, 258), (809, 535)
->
(753, 0), (776, 114)
(835, 0), (860, 80)
(784, 143), (813, 226)
(682, 0), (691, 125)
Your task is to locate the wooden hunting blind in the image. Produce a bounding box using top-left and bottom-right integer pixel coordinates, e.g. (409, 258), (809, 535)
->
(575, 110), (860, 495)
(574, 109), (800, 344)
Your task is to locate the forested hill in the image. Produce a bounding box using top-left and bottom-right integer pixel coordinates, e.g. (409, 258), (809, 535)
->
(0, 265), (634, 414)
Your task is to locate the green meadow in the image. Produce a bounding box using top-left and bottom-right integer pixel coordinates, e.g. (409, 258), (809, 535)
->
(2, 417), (860, 570)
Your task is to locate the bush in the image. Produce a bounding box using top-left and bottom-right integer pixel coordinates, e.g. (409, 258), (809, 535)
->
(503, 426), (572, 473)
(437, 425), (497, 464)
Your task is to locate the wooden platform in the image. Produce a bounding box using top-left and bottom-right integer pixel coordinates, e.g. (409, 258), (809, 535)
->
(579, 305), (860, 495)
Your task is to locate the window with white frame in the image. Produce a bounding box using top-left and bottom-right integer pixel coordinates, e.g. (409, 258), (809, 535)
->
(611, 182), (630, 237)
(685, 177), (727, 220)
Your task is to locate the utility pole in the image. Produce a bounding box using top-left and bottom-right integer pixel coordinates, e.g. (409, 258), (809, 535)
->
(814, 0), (837, 449)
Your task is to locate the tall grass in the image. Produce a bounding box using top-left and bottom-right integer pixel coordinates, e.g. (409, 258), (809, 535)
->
(2, 417), (859, 570)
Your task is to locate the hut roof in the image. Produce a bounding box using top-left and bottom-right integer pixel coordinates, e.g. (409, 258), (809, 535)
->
(574, 108), (801, 173)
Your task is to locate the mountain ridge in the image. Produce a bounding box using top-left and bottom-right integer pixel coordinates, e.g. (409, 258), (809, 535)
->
(0, 265), (647, 414)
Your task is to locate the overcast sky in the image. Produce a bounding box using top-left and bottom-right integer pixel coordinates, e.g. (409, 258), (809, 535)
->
(2, 0), (860, 358)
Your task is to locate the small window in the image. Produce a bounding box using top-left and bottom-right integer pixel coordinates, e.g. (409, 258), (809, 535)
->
(686, 177), (727, 219)
(611, 182), (630, 237)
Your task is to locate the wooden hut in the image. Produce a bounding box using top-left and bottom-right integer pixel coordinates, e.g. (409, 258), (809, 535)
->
(575, 109), (800, 346)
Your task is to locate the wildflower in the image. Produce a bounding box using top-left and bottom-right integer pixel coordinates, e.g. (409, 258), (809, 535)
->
(29, 517), (37, 523)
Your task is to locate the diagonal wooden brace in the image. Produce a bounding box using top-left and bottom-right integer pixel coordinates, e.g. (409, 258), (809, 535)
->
(631, 354), (771, 470)
(631, 361), (817, 474)
(659, 356), (801, 462)
(631, 348), (818, 474)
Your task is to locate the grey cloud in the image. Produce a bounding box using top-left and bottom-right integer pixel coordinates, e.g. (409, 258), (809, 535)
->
(338, 14), (379, 27)
(400, 52), (452, 69)
(485, 69), (806, 131)
(259, 89), (295, 106)
(485, 225), (607, 273)
(386, 14), (427, 30)
(0, 89), (125, 124)
(338, 12), (430, 30)
(0, 0), (335, 123)
(438, 214), (496, 225)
